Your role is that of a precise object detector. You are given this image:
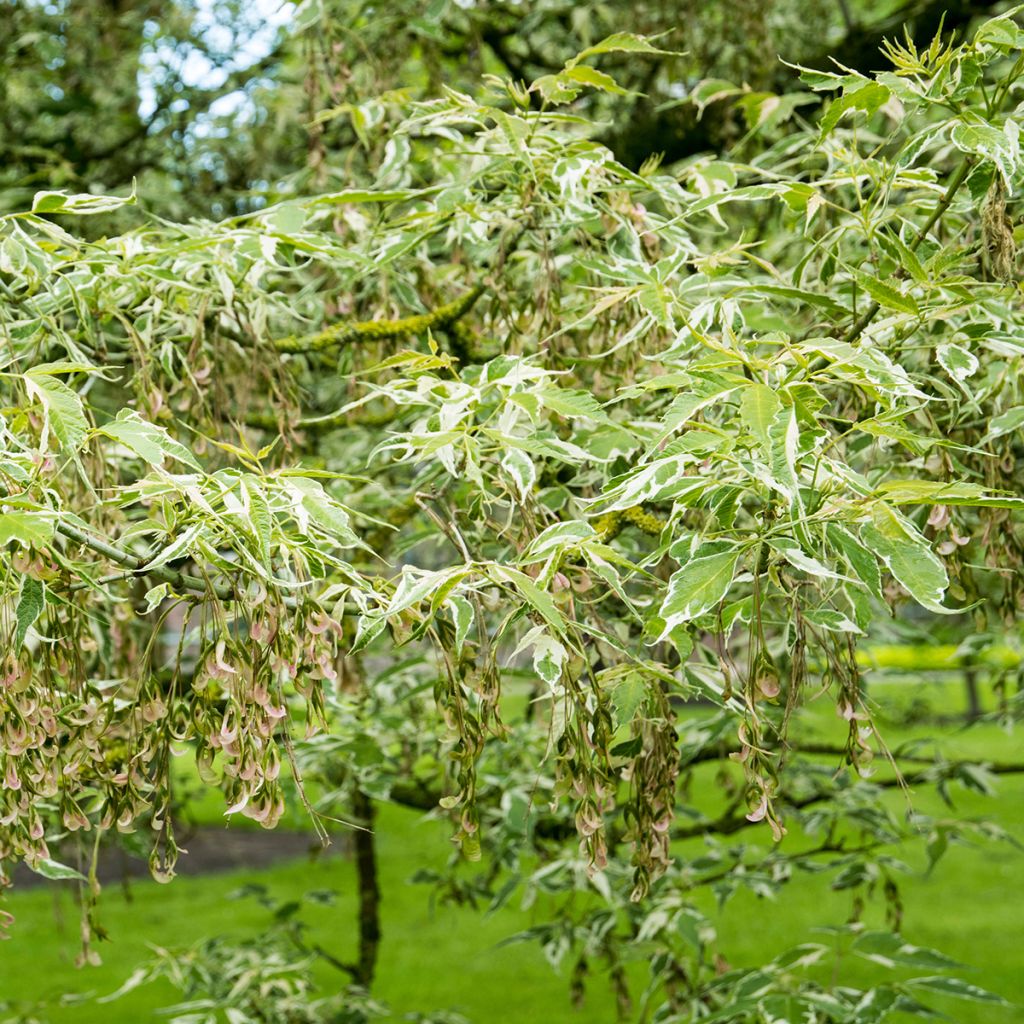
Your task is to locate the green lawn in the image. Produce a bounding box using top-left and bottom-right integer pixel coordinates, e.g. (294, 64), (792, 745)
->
(2, 679), (1021, 1022)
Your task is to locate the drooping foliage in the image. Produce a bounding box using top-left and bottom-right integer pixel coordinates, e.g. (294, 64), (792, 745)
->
(2, 4), (1024, 1021)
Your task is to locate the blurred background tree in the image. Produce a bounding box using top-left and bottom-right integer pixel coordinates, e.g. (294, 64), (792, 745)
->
(2, 3), (1023, 1022)
(1, 0), (1003, 218)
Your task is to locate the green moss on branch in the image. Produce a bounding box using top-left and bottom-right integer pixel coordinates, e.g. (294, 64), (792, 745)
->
(274, 284), (485, 354)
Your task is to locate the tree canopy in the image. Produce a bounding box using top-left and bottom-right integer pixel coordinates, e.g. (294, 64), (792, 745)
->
(2, 2), (1024, 1021)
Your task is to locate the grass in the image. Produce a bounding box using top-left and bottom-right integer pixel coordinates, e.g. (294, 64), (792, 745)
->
(1, 677), (1021, 1023)
(2, 805), (603, 1024)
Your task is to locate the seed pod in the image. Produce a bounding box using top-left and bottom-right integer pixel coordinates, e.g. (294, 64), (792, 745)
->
(982, 176), (1016, 283)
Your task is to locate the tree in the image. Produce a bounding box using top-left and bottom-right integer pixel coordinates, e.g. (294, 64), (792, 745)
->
(0, 0), (294, 218)
(1, 4), (1023, 1022)
(4, 1), (1010, 217)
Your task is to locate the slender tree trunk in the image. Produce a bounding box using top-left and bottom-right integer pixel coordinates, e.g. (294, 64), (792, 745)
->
(351, 788), (381, 988)
(964, 665), (982, 723)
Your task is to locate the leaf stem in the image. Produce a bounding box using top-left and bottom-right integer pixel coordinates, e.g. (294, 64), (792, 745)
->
(840, 156), (974, 347)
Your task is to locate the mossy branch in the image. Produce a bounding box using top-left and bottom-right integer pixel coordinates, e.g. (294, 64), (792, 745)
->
(595, 506), (666, 541)
(273, 283), (485, 354)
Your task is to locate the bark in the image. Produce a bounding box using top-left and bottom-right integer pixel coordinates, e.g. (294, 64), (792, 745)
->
(351, 787), (381, 988)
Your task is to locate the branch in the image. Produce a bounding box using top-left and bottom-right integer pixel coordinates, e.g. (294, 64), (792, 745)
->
(72, 45), (287, 188)
(272, 284), (484, 354)
(351, 788), (381, 988)
(387, 753), (1024, 846)
(674, 758), (1024, 841)
(58, 520), (232, 601)
(840, 156), (974, 346)
(241, 402), (399, 434)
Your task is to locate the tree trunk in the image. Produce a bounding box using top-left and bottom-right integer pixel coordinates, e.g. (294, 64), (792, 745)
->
(351, 788), (381, 988)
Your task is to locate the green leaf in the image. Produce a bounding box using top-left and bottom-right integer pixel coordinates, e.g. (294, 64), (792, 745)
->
(571, 32), (673, 64)
(24, 370), (89, 453)
(855, 272), (919, 316)
(98, 411), (200, 469)
(490, 566), (566, 635)
(656, 549), (742, 639)
(609, 672), (647, 728)
(861, 505), (949, 612)
(983, 406), (1024, 442)
(906, 976), (1008, 1004)
(537, 388), (608, 422)
(689, 79), (742, 116)
(562, 65), (630, 95)
(803, 607), (863, 633)
(532, 73), (581, 105)
(15, 576), (45, 648)
(30, 858), (87, 882)
(975, 13), (1024, 51)
(818, 81), (890, 138)
(449, 594), (474, 655)
(0, 511), (54, 548)
(951, 116), (1020, 184)
(740, 383), (781, 445)
(878, 228), (928, 284)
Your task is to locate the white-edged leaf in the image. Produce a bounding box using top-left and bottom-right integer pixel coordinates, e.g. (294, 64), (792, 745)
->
(143, 582), (170, 613)
(449, 594), (474, 655)
(24, 370), (88, 452)
(984, 406), (1024, 442)
(936, 343), (978, 385)
(286, 478), (358, 546)
(906, 976), (1008, 1004)
(140, 523), (202, 572)
(98, 411), (200, 469)
(656, 549), (741, 638)
(510, 624), (567, 689)
(502, 449), (536, 500)
(523, 521), (597, 562)
(32, 187), (135, 215)
(861, 505), (949, 612)
(30, 858), (86, 881)
(387, 567), (463, 616)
